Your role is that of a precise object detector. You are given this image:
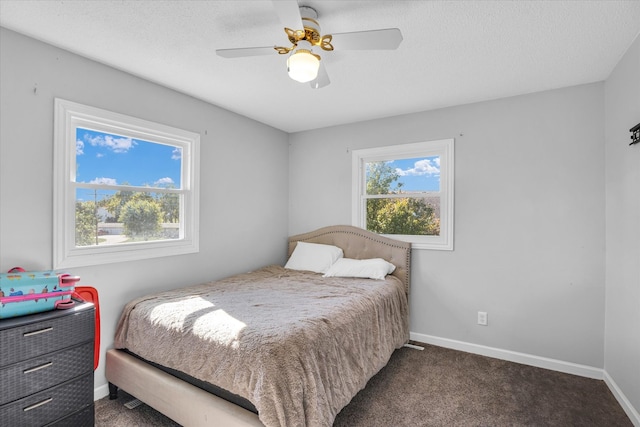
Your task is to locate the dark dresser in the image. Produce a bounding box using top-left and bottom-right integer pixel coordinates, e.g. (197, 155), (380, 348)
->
(0, 301), (95, 426)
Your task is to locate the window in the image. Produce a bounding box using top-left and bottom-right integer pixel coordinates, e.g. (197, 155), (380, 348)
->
(352, 139), (454, 250)
(53, 99), (200, 268)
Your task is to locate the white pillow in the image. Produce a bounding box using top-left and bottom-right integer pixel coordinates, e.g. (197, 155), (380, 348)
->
(323, 258), (396, 280)
(284, 242), (344, 274)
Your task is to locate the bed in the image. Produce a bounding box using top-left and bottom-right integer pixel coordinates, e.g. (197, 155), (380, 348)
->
(105, 225), (411, 427)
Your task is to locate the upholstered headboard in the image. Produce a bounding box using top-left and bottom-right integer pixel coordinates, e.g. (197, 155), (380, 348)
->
(288, 225), (412, 295)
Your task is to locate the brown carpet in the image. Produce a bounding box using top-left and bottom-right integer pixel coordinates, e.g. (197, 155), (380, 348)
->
(94, 343), (632, 426)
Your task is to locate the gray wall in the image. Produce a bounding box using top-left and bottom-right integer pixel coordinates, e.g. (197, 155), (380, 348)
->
(0, 28), (290, 391)
(604, 35), (640, 415)
(289, 83), (606, 368)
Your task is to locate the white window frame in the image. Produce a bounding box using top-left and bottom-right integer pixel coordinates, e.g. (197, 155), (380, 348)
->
(53, 98), (200, 268)
(351, 139), (454, 250)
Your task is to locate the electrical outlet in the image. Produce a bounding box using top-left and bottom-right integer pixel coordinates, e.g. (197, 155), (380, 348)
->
(477, 311), (488, 326)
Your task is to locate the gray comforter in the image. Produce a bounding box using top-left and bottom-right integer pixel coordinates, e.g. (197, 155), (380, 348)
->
(114, 265), (409, 427)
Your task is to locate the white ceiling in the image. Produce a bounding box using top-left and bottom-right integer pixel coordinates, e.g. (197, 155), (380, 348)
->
(1, 1), (639, 133)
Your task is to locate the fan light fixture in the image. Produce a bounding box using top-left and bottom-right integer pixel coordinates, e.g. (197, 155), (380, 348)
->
(287, 48), (320, 83)
(215, 3), (403, 89)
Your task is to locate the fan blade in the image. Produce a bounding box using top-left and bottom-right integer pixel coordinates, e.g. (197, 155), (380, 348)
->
(330, 28), (403, 50)
(271, 0), (303, 31)
(310, 61), (330, 89)
(216, 46), (276, 58)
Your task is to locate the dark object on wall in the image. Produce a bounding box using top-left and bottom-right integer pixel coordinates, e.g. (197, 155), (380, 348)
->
(631, 123), (640, 146)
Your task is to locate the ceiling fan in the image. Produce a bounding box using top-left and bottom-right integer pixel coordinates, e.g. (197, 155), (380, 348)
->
(216, 1), (403, 89)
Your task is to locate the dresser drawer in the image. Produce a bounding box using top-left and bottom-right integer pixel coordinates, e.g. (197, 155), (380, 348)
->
(0, 341), (93, 405)
(0, 309), (94, 368)
(46, 403), (94, 427)
(0, 372), (93, 427)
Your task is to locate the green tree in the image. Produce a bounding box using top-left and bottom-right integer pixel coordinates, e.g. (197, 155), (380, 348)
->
(157, 188), (180, 223)
(104, 185), (134, 222)
(365, 161), (439, 236)
(373, 198), (438, 235)
(366, 162), (400, 232)
(120, 198), (162, 240)
(75, 201), (98, 246)
(366, 161), (401, 195)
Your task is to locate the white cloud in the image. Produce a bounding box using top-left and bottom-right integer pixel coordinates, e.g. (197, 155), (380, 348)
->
(85, 134), (135, 153)
(90, 177), (117, 185)
(76, 139), (84, 155)
(154, 177), (174, 186)
(396, 158), (440, 176)
(171, 147), (182, 160)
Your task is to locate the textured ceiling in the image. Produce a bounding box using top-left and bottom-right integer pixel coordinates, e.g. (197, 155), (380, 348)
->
(1, 1), (639, 133)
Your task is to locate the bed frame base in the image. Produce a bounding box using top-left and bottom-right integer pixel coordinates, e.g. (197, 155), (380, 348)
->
(105, 349), (264, 426)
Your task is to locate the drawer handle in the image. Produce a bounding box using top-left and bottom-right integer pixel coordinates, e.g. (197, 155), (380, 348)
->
(24, 361), (53, 374)
(23, 327), (53, 337)
(23, 397), (53, 412)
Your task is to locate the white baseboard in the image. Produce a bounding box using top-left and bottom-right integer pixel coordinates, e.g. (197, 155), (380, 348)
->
(604, 370), (640, 427)
(411, 332), (639, 426)
(410, 332), (604, 378)
(94, 382), (110, 401)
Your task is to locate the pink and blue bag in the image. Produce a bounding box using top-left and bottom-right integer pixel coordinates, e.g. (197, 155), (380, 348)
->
(0, 267), (79, 319)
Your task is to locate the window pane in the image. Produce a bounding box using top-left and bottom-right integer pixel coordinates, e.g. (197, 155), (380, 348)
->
(75, 128), (182, 189)
(365, 156), (440, 195)
(353, 139), (453, 250)
(366, 197), (440, 236)
(75, 188), (180, 247)
(55, 99), (199, 268)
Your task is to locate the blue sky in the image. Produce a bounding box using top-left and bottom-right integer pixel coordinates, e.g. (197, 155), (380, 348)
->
(375, 156), (441, 192)
(76, 128), (182, 189)
(74, 128), (438, 202)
